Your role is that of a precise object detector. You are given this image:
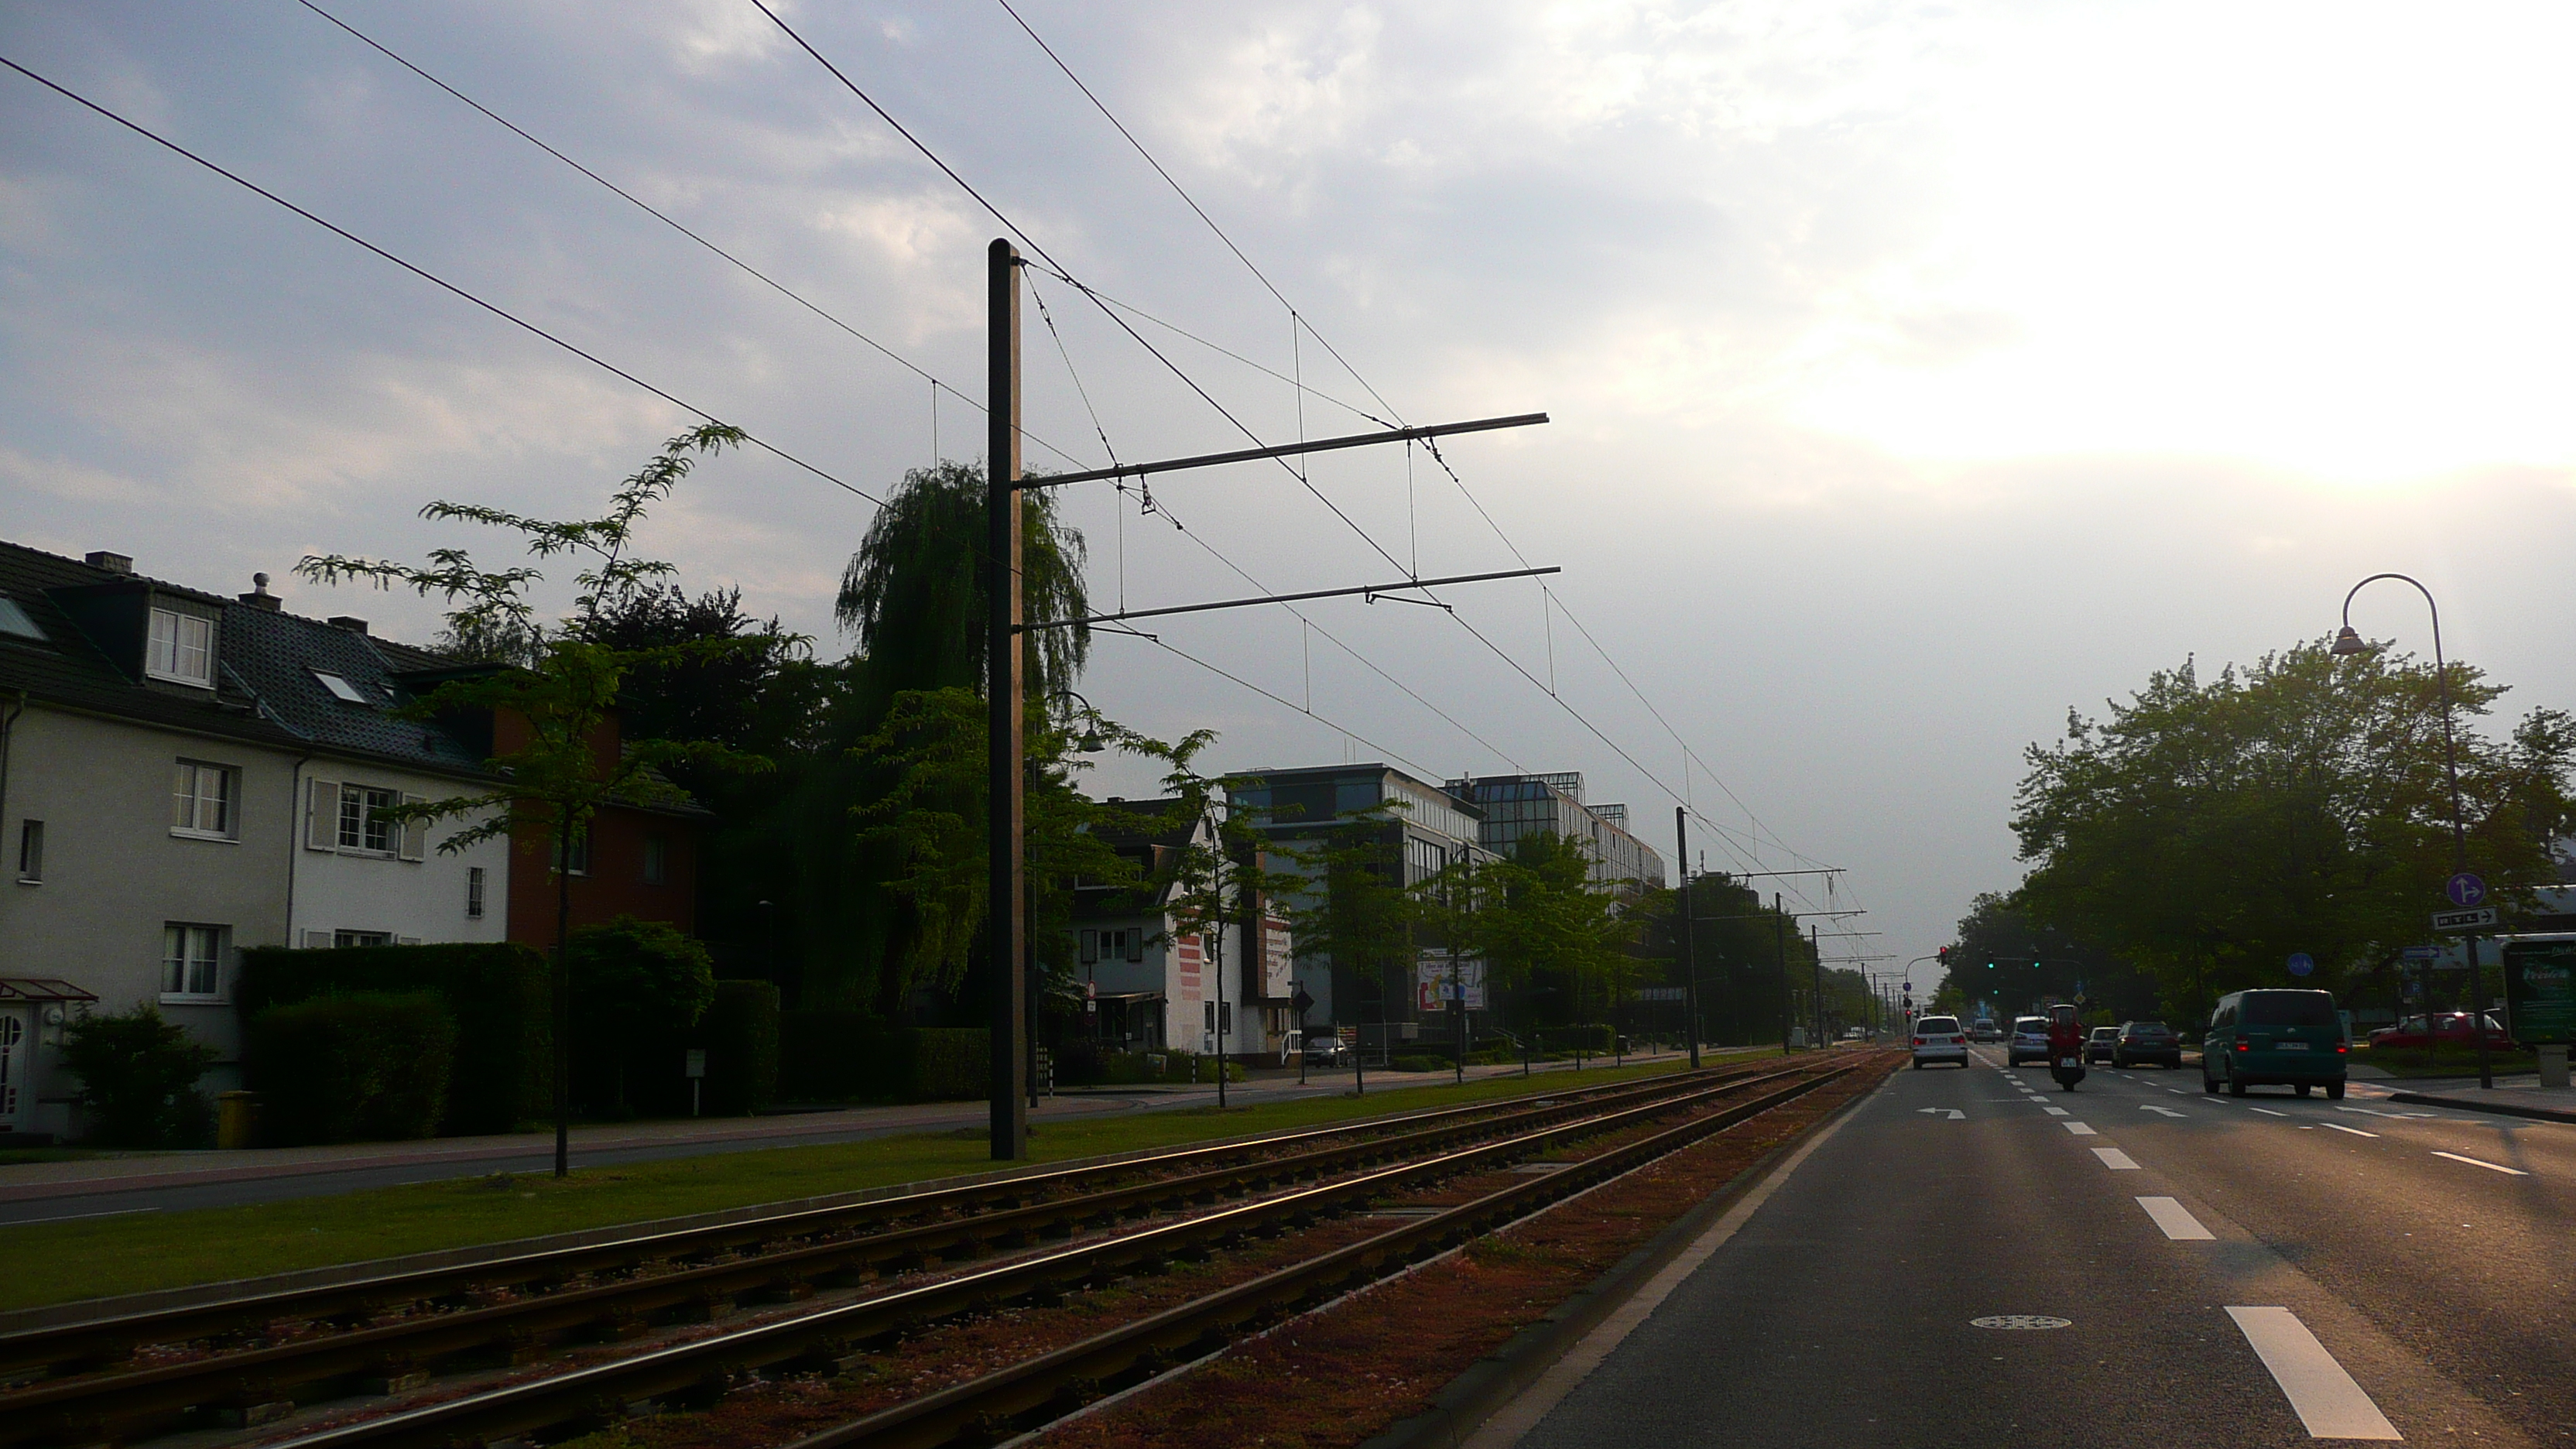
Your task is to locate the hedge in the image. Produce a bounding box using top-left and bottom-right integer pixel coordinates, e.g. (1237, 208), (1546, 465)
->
(60, 1005), (218, 1147)
(238, 943), (547, 1134)
(776, 1016), (1003, 1103)
(1051, 1041), (1244, 1086)
(248, 994), (456, 1145)
(701, 980), (780, 1115)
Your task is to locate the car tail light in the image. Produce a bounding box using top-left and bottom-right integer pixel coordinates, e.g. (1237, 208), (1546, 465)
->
(2336, 1044), (2348, 1054)
(2236, 1041), (2249, 1051)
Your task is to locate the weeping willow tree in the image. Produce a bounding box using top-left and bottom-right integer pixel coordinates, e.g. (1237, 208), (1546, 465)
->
(796, 461), (1095, 1012)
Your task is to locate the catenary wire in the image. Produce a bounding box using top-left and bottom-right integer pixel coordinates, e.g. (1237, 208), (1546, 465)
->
(0, 51), (887, 512)
(291, 0), (1102, 474)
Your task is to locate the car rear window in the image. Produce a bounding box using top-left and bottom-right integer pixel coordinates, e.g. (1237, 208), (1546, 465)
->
(2015, 1019), (2047, 1033)
(2129, 1021), (2167, 1033)
(2242, 992), (2336, 1026)
(1916, 1018), (1958, 1033)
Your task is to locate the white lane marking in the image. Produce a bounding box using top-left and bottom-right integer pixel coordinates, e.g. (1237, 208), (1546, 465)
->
(2432, 1150), (2528, 1176)
(2141, 1105), (2187, 1118)
(2336, 1106), (2401, 1118)
(2063, 1122), (2098, 1136)
(2322, 1123), (2379, 1138)
(2137, 1196), (2214, 1240)
(2252, 1108), (2290, 1117)
(2170, 1088), (2190, 1094)
(2093, 1147), (2140, 1170)
(1917, 1108), (1965, 1120)
(2043, 1106), (2071, 1116)
(2225, 1306), (2403, 1440)
(6, 1206), (160, 1226)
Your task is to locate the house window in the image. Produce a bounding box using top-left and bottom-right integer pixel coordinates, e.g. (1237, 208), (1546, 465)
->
(161, 923), (225, 999)
(556, 826), (591, 877)
(170, 760), (237, 838)
(338, 784), (399, 854)
(0, 596), (46, 642)
(332, 930), (394, 948)
(146, 608), (215, 686)
(310, 669), (368, 704)
(467, 865), (486, 919)
(15, 819), (41, 882)
(642, 835), (667, 886)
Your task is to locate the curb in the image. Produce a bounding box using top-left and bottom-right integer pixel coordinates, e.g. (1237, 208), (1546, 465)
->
(2387, 1089), (2576, 1125)
(1358, 1062), (1887, 1449)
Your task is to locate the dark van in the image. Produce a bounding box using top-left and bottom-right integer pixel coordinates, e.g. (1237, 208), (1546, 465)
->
(2201, 988), (2348, 1099)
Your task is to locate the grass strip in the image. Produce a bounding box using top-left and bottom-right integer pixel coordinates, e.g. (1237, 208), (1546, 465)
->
(0, 1054), (1769, 1314)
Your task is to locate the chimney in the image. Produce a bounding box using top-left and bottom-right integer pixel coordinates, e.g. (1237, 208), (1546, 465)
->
(327, 615), (369, 635)
(84, 550), (132, 575)
(238, 572), (283, 611)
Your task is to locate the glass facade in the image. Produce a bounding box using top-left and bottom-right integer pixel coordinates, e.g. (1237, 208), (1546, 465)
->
(1448, 773), (1666, 892)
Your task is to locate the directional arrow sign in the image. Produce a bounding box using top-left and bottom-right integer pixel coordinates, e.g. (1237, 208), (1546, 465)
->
(2140, 1105), (2187, 1118)
(2432, 906), (2497, 933)
(1917, 1108), (1965, 1121)
(2446, 872), (2488, 907)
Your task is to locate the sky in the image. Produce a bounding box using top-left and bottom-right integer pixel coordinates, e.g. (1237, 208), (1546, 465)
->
(6, 0), (2574, 996)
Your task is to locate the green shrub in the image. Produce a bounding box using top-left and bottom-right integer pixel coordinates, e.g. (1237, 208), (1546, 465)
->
(238, 944), (546, 1133)
(60, 1006), (218, 1147)
(779, 1010), (886, 1100)
(701, 981), (780, 1115)
(909, 1028), (987, 1100)
(1389, 1053), (1451, 1073)
(248, 994), (456, 1145)
(565, 917), (718, 1115)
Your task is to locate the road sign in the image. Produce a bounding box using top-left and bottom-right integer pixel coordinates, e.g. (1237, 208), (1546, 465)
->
(1291, 986), (1314, 1014)
(1903, 981), (1912, 992)
(2287, 952), (2314, 978)
(2432, 906), (2497, 933)
(2074, 992), (2087, 1005)
(2400, 945), (2441, 962)
(2445, 872), (2488, 907)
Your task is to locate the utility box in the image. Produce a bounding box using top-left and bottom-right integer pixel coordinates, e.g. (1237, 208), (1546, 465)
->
(218, 1091), (260, 1149)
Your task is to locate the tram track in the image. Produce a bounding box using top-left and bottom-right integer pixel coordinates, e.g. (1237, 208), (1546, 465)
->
(0, 1062), (1793, 1448)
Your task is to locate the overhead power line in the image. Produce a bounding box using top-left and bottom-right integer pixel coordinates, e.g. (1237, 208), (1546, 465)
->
(0, 51), (886, 511)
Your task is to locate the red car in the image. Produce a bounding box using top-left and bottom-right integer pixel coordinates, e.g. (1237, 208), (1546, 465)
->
(2366, 1012), (2516, 1051)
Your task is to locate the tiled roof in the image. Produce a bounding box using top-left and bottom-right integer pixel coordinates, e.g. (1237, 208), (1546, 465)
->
(0, 540), (490, 780)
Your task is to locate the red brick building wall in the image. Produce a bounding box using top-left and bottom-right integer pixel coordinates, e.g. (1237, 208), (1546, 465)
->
(493, 711), (704, 947)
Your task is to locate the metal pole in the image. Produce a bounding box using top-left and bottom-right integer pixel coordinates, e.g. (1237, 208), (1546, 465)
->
(988, 238), (1028, 1159)
(1677, 808), (1699, 1069)
(1776, 893), (1791, 1056)
(1810, 921), (1824, 1047)
(2344, 574), (2489, 1090)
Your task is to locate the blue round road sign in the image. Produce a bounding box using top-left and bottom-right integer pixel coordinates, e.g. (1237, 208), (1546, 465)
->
(2287, 952), (2314, 978)
(2446, 872), (2487, 907)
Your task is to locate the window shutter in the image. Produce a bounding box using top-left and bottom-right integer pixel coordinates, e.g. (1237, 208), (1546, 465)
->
(398, 793), (427, 862)
(305, 779), (338, 851)
(300, 929), (333, 949)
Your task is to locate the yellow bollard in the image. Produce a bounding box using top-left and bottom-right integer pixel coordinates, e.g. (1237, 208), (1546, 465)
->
(218, 1091), (260, 1149)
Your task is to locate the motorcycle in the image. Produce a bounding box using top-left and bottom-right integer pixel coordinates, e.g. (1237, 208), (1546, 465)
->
(2050, 1053), (2085, 1090)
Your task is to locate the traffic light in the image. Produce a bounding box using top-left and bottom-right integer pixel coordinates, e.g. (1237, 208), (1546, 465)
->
(1937, 947), (1951, 965)
(1986, 960), (1996, 970)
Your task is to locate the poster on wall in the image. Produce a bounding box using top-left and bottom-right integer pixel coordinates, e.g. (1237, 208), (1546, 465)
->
(2502, 938), (2576, 1046)
(1415, 954), (1488, 1012)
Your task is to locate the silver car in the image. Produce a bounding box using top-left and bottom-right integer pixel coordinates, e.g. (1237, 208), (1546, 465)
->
(2007, 1016), (2052, 1066)
(1911, 1015), (1969, 1069)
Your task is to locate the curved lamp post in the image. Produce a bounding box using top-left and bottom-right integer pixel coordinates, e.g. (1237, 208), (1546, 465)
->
(2334, 573), (2491, 1090)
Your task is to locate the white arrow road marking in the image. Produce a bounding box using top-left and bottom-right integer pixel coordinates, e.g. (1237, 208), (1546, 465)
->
(2092, 1147), (2140, 1170)
(2136, 1196), (2214, 1240)
(2225, 1307), (2403, 1440)
(2322, 1122), (2379, 1138)
(2140, 1105), (2187, 1118)
(2433, 1150), (2528, 1176)
(1917, 1108), (1965, 1120)
(2063, 1122), (2098, 1136)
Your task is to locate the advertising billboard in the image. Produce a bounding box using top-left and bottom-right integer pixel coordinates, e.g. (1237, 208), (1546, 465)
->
(2501, 938), (2576, 1046)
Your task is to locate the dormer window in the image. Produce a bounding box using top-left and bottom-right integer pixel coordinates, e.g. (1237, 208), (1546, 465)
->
(0, 597), (44, 642)
(146, 607), (214, 687)
(311, 670), (368, 704)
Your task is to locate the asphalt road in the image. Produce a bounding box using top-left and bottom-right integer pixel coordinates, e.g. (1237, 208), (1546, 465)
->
(1507, 1048), (2572, 1447)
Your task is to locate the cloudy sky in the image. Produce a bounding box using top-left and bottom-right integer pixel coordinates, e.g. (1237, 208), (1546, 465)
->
(7, 0), (2574, 988)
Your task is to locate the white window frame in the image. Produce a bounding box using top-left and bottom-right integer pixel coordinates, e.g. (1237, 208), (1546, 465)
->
(161, 923), (227, 1001)
(170, 759), (238, 841)
(467, 865), (487, 920)
(331, 929), (394, 949)
(146, 608), (215, 687)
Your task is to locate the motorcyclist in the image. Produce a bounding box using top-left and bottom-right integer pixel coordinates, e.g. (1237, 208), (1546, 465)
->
(2046, 1003), (2088, 1090)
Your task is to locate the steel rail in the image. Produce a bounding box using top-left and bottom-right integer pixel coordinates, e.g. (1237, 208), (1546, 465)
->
(0, 1064), (1745, 1386)
(226, 1064), (1840, 1449)
(793, 1061), (1861, 1449)
(0, 1067), (1771, 1446)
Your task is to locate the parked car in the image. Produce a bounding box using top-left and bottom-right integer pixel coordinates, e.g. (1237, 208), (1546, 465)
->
(2202, 988), (2348, 1098)
(2113, 1020), (2184, 1068)
(1911, 1015), (1969, 1069)
(1302, 1033), (1353, 1067)
(1969, 1019), (2001, 1043)
(2084, 1026), (2120, 1064)
(2006, 1016), (2052, 1066)
(2366, 1012), (2516, 1052)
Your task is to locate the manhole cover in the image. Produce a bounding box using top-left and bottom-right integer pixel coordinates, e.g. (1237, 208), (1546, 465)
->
(1971, 1315), (2071, 1331)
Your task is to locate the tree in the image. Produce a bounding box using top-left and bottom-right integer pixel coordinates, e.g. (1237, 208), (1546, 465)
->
(1276, 805), (1417, 1066)
(1633, 875), (1816, 1047)
(1940, 892), (2156, 1025)
(298, 423), (772, 1174)
(2014, 640), (2576, 1026)
(60, 1006), (218, 1147)
(564, 916), (719, 1114)
(1473, 833), (1634, 1053)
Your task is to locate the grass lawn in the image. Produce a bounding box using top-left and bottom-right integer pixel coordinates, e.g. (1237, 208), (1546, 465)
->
(1, 1053), (1769, 1314)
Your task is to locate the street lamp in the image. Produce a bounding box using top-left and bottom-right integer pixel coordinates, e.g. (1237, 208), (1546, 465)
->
(2335, 573), (2492, 1090)
(1046, 688), (1107, 754)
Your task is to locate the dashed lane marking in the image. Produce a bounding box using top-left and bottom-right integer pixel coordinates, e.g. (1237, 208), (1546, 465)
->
(2063, 1122), (2098, 1136)
(2141, 1105), (2187, 1118)
(2043, 1106), (2071, 1116)
(2092, 1147), (2140, 1170)
(2225, 1307), (2403, 1440)
(2322, 1123), (2379, 1138)
(2252, 1108), (2290, 1117)
(2136, 1196), (2214, 1240)
(2432, 1150), (2528, 1176)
